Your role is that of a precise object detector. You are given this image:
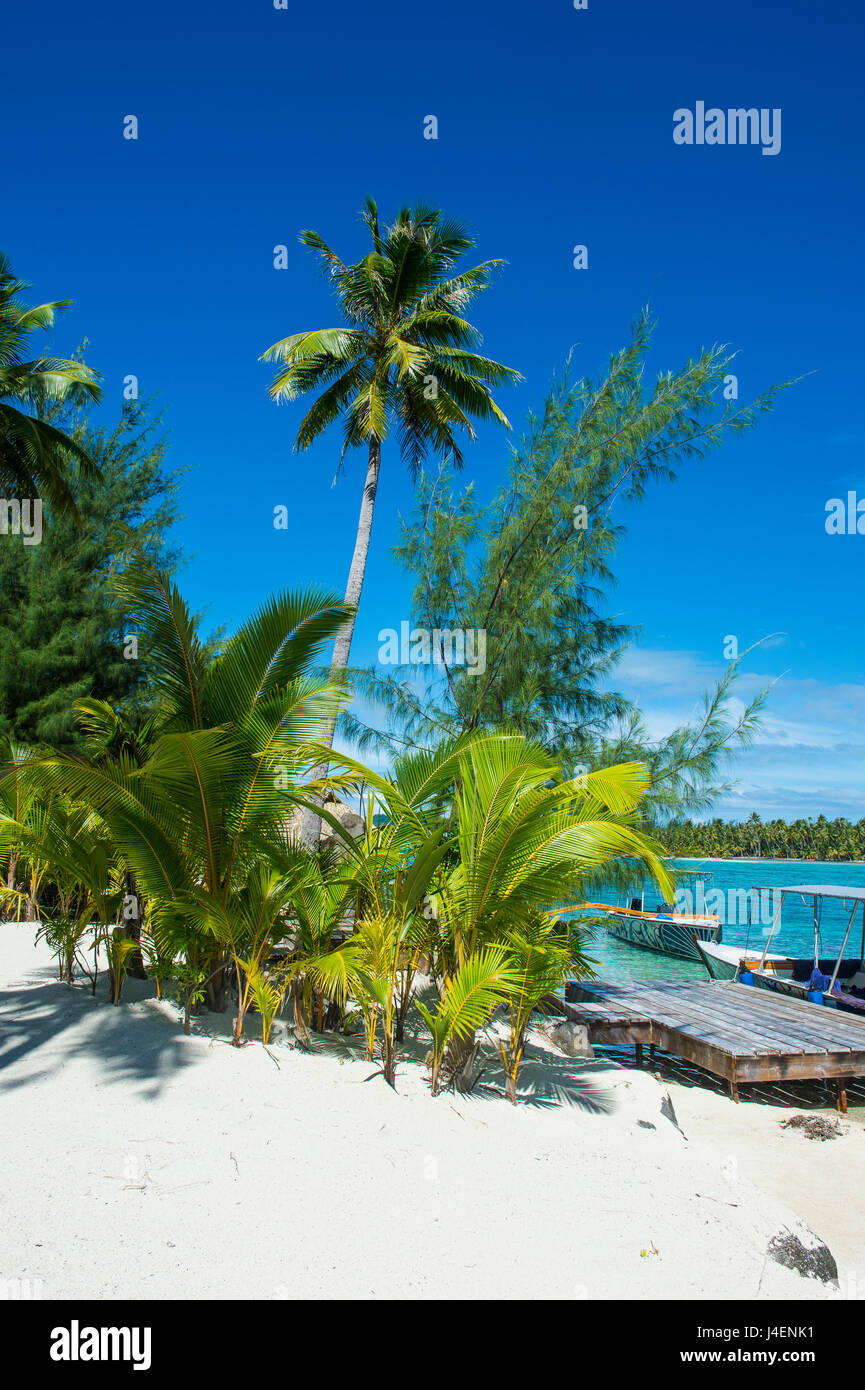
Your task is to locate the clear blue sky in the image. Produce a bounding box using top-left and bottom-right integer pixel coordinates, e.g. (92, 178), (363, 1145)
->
(4, 0), (863, 818)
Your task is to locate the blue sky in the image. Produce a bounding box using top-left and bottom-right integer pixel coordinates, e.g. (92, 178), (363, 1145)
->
(3, 0), (863, 819)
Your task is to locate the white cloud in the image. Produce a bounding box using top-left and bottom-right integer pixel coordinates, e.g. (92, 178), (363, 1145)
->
(612, 646), (865, 820)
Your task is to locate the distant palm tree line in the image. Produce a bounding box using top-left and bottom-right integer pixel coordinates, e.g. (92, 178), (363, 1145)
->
(662, 813), (865, 862)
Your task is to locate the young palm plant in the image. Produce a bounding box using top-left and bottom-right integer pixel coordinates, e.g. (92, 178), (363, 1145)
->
(417, 943), (517, 1097)
(498, 914), (595, 1103)
(260, 199), (520, 845)
(72, 698), (163, 978)
(0, 789), (122, 991)
(322, 731), (673, 1095)
(430, 736), (672, 1091)
(309, 731), (671, 1096)
(271, 845), (357, 1043)
(6, 556), (352, 1038)
(298, 741), (466, 1083)
(0, 736), (42, 916)
(304, 842), (451, 1085)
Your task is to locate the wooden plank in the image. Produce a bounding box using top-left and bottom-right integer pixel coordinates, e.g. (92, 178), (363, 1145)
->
(560, 1001), (651, 1027)
(557, 996), (653, 1046)
(731, 1053), (865, 1084)
(573, 979), (865, 1091)
(580, 982), (865, 1089)
(649, 1021), (865, 1087)
(563, 1001), (648, 1021)
(650, 1023), (737, 1081)
(585, 995), (755, 1055)
(709, 981), (843, 1034)
(665, 992), (856, 1064)
(594, 980), (857, 1057)
(717, 982), (865, 1044)
(581, 973), (865, 1045)
(588, 1025), (654, 1045)
(715, 979), (865, 1034)
(584, 983), (773, 1057)
(683, 987), (841, 1055)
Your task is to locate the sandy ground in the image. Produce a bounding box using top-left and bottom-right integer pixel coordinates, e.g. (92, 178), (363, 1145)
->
(0, 923), (860, 1301)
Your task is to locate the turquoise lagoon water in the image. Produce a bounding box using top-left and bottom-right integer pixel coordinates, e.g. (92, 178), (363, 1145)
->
(562, 858), (865, 983)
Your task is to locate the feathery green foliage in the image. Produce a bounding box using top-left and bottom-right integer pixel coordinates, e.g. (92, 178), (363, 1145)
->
(0, 389), (183, 748)
(340, 311), (789, 819)
(497, 914), (594, 1102)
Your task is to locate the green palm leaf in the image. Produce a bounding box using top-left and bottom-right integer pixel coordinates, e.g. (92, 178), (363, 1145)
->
(0, 252), (102, 516)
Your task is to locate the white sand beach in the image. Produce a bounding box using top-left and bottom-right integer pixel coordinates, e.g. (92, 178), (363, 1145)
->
(0, 924), (860, 1302)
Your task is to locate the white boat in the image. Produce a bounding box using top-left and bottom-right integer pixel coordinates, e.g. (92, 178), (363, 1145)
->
(699, 884), (865, 1016)
(694, 938), (787, 981)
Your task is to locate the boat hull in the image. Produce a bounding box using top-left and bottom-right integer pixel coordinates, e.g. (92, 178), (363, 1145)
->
(694, 939), (789, 982)
(605, 913), (720, 962)
(694, 942), (738, 980)
(749, 970), (865, 1017)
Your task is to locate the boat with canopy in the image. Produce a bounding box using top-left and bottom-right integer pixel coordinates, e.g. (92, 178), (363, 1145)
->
(695, 883), (865, 1014)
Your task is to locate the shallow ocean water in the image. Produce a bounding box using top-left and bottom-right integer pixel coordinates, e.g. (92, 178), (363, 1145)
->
(562, 857), (865, 983)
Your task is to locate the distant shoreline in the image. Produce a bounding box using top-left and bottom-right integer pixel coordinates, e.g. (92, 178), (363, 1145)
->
(673, 856), (865, 867)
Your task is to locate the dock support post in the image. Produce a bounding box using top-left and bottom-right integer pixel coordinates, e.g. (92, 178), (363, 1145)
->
(729, 1077), (740, 1104)
(835, 1079), (848, 1115)
(635, 1043), (643, 1067)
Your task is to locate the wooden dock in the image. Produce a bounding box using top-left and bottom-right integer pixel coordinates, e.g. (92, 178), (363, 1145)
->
(563, 979), (865, 1110)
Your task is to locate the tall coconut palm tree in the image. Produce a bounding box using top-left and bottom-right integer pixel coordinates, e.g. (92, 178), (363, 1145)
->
(260, 199), (520, 842)
(0, 252), (103, 516)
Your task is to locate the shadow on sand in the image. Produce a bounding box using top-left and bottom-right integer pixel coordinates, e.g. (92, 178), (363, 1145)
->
(0, 964), (620, 1114)
(258, 1002), (619, 1114)
(0, 971), (199, 1098)
(471, 1046), (619, 1115)
(593, 1041), (865, 1113)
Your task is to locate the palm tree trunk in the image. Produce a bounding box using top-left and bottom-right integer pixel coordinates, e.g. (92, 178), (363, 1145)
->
(292, 977), (311, 1048)
(446, 1032), (481, 1092)
(122, 870), (147, 979)
(297, 436), (382, 851)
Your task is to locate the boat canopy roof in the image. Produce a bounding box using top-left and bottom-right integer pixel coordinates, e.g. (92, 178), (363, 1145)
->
(754, 883), (865, 902)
